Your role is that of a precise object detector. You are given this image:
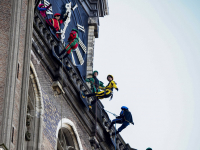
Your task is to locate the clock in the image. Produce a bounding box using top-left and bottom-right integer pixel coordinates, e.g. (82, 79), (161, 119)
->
(44, 0), (88, 78)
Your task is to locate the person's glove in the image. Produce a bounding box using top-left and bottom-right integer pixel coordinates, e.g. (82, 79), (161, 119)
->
(116, 88), (118, 91)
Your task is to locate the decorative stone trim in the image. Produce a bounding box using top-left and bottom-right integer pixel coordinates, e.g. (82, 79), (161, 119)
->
(52, 81), (65, 95)
(89, 136), (100, 149)
(29, 61), (44, 149)
(86, 26), (95, 78)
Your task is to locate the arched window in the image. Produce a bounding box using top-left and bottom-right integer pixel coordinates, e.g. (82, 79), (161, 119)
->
(56, 119), (83, 150)
(24, 62), (43, 149)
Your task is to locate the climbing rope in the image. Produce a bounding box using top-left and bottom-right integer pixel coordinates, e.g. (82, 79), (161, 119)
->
(103, 109), (117, 149)
(115, 120), (116, 150)
(60, 54), (64, 148)
(104, 109), (118, 117)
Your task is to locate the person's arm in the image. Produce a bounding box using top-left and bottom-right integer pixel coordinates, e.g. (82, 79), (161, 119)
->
(85, 78), (89, 82)
(105, 81), (118, 90)
(46, 4), (52, 10)
(116, 110), (124, 119)
(59, 19), (64, 24)
(111, 81), (118, 90)
(37, 7), (48, 11)
(99, 81), (105, 87)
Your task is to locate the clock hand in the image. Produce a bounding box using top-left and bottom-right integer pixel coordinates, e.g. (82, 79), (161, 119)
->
(61, 2), (72, 44)
(75, 47), (84, 65)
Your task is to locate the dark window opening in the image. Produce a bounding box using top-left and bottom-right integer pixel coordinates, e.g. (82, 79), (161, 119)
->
(11, 127), (14, 143)
(17, 63), (20, 79)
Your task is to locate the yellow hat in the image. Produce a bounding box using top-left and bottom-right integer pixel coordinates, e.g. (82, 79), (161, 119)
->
(107, 74), (114, 80)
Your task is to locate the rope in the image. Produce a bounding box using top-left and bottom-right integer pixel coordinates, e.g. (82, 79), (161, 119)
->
(95, 97), (97, 138)
(104, 109), (118, 117)
(61, 52), (64, 146)
(115, 120), (117, 150)
(103, 109), (117, 149)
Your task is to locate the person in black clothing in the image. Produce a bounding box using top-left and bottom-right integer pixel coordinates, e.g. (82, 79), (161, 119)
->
(107, 106), (134, 135)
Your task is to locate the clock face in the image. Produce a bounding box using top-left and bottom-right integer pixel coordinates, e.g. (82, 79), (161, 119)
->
(44, 0), (89, 78)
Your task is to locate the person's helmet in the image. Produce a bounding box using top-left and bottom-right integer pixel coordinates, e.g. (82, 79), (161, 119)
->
(121, 106), (128, 110)
(39, 4), (44, 8)
(72, 28), (79, 34)
(54, 13), (61, 17)
(107, 74), (113, 80)
(146, 148), (152, 150)
(93, 70), (98, 76)
(68, 29), (78, 41)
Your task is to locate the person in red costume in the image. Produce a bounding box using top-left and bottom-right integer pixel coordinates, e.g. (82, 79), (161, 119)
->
(58, 29), (79, 59)
(48, 13), (65, 39)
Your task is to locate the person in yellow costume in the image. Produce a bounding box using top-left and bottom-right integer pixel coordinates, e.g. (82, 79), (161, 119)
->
(82, 75), (118, 102)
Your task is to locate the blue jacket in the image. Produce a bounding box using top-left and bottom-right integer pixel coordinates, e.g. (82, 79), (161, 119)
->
(118, 107), (134, 124)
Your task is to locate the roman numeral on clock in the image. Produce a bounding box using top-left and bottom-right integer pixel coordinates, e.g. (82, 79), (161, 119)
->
(79, 38), (87, 53)
(72, 3), (78, 11)
(71, 53), (76, 66)
(77, 24), (85, 32)
(44, 0), (53, 14)
(75, 47), (84, 65)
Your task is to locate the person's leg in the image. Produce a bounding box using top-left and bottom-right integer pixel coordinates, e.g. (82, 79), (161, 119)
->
(96, 89), (111, 99)
(63, 53), (69, 59)
(108, 118), (123, 130)
(58, 49), (66, 57)
(85, 93), (96, 97)
(111, 122), (129, 136)
(117, 122), (129, 133)
(91, 99), (97, 105)
(85, 90), (104, 99)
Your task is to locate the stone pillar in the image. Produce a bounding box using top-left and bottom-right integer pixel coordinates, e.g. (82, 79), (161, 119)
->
(0, 0), (34, 149)
(0, 0), (24, 149)
(17, 0), (34, 149)
(86, 26), (95, 78)
(86, 17), (99, 78)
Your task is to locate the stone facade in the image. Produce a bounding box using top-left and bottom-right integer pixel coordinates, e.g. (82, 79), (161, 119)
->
(0, 0), (136, 150)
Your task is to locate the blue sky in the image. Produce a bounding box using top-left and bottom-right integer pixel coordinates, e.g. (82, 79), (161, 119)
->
(93, 0), (200, 149)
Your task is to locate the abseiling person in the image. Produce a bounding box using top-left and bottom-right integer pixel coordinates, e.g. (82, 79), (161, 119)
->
(107, 106), (134, 136)
(82, 75), (118, 108)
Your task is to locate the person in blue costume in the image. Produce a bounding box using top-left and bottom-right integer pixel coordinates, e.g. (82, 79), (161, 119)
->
(107, 106), (134, 136)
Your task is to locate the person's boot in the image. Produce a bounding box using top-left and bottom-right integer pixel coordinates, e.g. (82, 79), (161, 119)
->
(88, 104), (92, 109)
(81, 92), (86, 98)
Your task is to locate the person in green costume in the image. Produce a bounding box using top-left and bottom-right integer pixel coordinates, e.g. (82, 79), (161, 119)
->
(83, 71), (104, 108)
(85, 71), (104, 93)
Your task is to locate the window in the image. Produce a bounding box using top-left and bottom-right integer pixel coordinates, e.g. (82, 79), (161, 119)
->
(57, 128), (76, 150)
(56, 119), (83, 150)
(17, 63), (19, 79)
